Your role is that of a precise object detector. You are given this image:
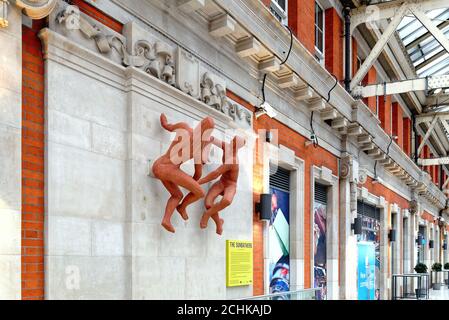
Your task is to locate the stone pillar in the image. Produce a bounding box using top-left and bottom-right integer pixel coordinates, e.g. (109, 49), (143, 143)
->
(403, 210), (411, 274)
(339, 154), (358, 300)
(425, 223), (432, 270)
(379, 198), (389, 300)
(392, 204), (402, 275)
(443, 231), (449, 263)
(0, 4), (23, 300)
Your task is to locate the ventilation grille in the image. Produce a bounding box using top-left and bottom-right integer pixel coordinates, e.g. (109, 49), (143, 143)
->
(269, 165), (290, 192)
(314, 183), (328, 204)
(357, 201), (380, 220)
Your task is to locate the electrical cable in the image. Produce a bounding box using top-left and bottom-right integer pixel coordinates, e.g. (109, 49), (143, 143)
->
(280, 25), (293, 66)
(327, 74), (338, 103)
(258, 24), (293, 114)
(261, 73), (268, 103)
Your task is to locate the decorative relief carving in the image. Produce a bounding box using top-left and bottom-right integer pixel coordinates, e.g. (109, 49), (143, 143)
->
(132, 40), (176, 85)
(55, 5), (252, 126)
(176, 48), (200, 97)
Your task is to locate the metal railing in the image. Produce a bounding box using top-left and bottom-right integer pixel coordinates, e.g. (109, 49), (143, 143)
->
(241, 288), (321, 301)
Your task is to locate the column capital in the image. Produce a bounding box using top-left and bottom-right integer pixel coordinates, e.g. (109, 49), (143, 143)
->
(15, 0), (57, 19)
(1, 0), (57, 28)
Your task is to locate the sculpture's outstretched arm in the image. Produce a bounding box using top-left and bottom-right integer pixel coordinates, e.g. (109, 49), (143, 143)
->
(198, 165), (226, 185)
(160, 114), (191, 132)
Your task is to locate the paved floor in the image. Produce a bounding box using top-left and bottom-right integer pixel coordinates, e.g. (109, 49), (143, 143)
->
(429, 286), (449, 300)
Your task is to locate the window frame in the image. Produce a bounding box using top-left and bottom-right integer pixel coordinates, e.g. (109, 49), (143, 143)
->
(270, 0), (288, 25)
(314, 1), (325, 64)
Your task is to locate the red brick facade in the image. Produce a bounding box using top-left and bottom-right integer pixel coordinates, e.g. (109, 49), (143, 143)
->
(378, 95), (392, 136)
(289, 0), (316, 54)
(325, 8), (343, 81)
(22, 19), (46, 300)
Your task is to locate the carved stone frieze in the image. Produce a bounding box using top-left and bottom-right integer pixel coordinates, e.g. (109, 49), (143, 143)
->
(54, 5), (252, 126)
(176, 48), (200, 97)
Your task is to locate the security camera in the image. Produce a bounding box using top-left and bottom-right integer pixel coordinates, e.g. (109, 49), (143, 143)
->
(255, 102), (277, 119)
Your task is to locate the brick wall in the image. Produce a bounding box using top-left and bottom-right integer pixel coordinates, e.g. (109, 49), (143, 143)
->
(22, 19), (46, 300)
(378, 95), (392, 135)
(325, 8), (343, 80)
(392, 103), (403, 149)
(289, 0), (315, 54)
(362, 67), (377, 114)
(364, 177), (409, 210)
(403, 117), (411, 157)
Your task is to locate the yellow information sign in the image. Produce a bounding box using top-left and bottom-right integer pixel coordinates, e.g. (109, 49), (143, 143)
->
(226, 240), (253, 287)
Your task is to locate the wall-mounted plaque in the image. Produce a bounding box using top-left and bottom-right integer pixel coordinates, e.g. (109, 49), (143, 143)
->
(226, 240), (253, 287)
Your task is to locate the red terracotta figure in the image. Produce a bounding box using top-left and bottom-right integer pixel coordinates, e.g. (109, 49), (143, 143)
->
(198, 135), (246, 235)
(152, 114), (215, 233)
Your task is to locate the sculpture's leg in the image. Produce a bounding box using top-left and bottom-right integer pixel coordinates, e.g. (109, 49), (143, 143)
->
(204, 182), (224, 210)
(200, 184), (236, 230)
(211, 214), (224, 235)
(200, 182), (224, 229)
(169, 171), (205, 220)
(161, 180), (184, 233)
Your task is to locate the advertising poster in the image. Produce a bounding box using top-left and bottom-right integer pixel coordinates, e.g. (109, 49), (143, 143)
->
(313, 202), (327, 300)
(357, 242), (376, 300)
(268, 187), (290, 294)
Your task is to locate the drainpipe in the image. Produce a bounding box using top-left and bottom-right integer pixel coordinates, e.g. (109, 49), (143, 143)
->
(344, 7), (352, 92)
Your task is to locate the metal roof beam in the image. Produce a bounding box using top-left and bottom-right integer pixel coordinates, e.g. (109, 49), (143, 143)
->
(418, 157), (449, 166)
(351, 0), (449, 33)
(417, 112), (449, 124)
(352, 75), (449, 98)
(417, 116), (439, 155)
(427, 93), (449, 106)
(350, 3), (409, 90)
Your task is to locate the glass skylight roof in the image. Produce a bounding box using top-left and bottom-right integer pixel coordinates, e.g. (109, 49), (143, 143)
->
(397, 8), (449, 77)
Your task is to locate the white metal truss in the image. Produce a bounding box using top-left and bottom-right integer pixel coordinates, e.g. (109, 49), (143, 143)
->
(350, 2), (410, 90)
(352, 75), (449, 98)
(350, 0), (449, 33)
(416, 111), (449, 124)
(417, 115), (439, 155)
(427, 94), (449, 107)
(418, 157), (449, 166)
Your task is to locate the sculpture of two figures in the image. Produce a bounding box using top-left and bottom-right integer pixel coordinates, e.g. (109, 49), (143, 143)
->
(151, 114), (246, 235)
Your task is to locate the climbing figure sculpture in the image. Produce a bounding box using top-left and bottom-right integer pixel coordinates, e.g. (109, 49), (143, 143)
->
(152, 114), (215, 233)
(197, 135), (246, 235)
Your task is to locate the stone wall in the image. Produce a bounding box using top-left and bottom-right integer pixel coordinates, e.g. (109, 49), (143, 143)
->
(42, 2), (254, 299)
(0, 5), (22, 300)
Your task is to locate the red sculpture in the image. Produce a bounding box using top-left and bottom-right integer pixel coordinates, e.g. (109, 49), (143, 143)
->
(198, 135), (246, 235)
(152, 114), (215, 233)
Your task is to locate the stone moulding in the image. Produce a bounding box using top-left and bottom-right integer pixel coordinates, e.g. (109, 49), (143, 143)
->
(54, 4), (251, 127)
(15, 0), (57, 19)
